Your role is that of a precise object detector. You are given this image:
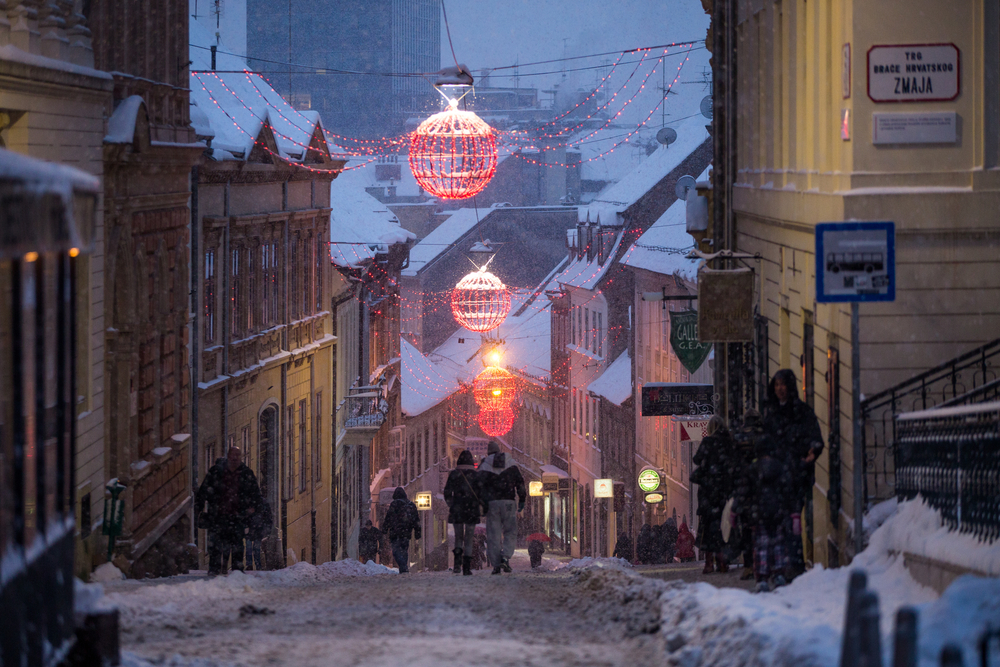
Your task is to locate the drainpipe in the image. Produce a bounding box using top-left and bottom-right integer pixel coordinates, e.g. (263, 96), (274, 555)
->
(190, 164), (200, 546)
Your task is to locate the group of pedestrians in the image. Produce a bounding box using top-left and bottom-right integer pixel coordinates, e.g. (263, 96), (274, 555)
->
(444, 441), (527, 575)
(693, 368), (825, 592)
(194, 446), (272, 575)
(630, 519), (696, 564)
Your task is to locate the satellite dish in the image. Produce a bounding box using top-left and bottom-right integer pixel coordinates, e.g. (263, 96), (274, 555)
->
(675, 175), (697, 201)
(700, 95), (713, 119)
(656, 127), (677, 146)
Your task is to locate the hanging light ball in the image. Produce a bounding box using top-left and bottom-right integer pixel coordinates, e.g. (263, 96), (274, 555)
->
(473, 366), (518, 411)
(409, 99), (498, 200)
(477, 406), (516, 437)
(451, 268), (511, 332)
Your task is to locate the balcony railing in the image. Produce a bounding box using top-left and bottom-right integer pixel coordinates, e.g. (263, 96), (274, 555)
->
(344, 389), (387, 430)
(860, 338), (1000, 504)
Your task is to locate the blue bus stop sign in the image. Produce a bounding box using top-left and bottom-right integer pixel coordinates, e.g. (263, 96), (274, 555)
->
(816, 222), (895, 303)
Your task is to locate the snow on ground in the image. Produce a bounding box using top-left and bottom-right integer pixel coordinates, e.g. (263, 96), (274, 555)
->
(91, 561), (126, 583)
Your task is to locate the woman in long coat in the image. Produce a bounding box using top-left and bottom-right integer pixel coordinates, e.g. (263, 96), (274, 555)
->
(691, 415), (735, 574)
(443, 450), (486, 576)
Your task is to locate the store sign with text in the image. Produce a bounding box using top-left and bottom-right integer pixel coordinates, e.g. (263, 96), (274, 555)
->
(669, 310), (712, 373)
(697, 267), (754, 342)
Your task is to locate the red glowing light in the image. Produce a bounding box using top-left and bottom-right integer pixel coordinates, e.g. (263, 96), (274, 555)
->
(451, 269), (511, 332)
(408, 101), (498, 200)
(473, 366), (518, 411)
(477, 406), (516, 437)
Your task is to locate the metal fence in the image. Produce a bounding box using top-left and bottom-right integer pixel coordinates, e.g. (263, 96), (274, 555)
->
(344, 390), (387, 429)
(895, 402), (1000, 543)
(860, 338), (1000, 505)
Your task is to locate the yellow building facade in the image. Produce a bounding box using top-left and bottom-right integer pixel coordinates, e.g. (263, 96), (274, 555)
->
(732, 0), (1000, 566)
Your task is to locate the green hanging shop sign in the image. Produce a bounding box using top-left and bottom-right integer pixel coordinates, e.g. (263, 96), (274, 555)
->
(670, 310), (712, 374)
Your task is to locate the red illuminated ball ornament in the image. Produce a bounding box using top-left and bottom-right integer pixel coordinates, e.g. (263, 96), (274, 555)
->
(451, 268), (511, 333)
(473, 366), (518, 411)
(478, 406), (516, 437)
(409, 99), (498, 200)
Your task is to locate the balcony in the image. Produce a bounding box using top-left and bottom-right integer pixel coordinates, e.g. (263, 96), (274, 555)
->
(341, 387), (388, 446)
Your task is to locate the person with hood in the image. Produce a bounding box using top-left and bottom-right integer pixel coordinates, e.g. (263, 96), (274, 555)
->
(732, 409), (765, 579)
(478, 441), (527, 574)
(676, 521), (696, 562)
(635, 524), (653, 564)
(661, 518), (679, 564)
(763, 369), (824, 577)
(358, 519), (383, 564)
(443, 450), (486, 576)
(690, 415), (735, 574)
(195, 446), (265, 575)
(381, 487), (421, 573)
(743, 432), (796, 592)
(612, 532), (633, 563)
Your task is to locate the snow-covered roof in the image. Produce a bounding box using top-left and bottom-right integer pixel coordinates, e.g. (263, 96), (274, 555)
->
(554, 230), (625, 291)
(402, 208), (483, 277)
(188, 20), (339, 165)
(580, 116), (709, 226)
(401, 287), (554, 417)
(621, 164), (708, 280)
(328, 187), (415, 269)
(587, 350), (632, 406)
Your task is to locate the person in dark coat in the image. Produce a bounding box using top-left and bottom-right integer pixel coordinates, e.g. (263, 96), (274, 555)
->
(763, 369), (824, 577)
(676, 521), (696, 562)
(691, 415), (735, 574)
(613, 532), (633, 563)
(527, 538), (546, 568)
(358, 520), (382, 564)
(478, 441), (527, 575)
(443, 450), (486, 576)
(732, 409), (764, 579)
(649, 524), (666, 564)
(635, 524), (653, 564)
(661, 518), (679, 564)
(195, 446), (265, 575)
(245, 495), (272, 571)
(741, 433), (797, 592)
(381, 487), (421, 573)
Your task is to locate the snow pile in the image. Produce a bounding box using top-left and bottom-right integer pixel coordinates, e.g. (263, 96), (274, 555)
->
(91, 562), (125, 583)
(867, 497), (1000, 576)
(862, 497), (899, 538)
(75, 579), (117, 614)
(562, 556), (633, 571)
(122, 652), (238, 667)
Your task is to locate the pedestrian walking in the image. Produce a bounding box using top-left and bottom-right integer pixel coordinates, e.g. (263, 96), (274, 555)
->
(612, 532), (633, 562)
(245, 495), (272, 571)
(527, 538), (546, 568)
(763, 369), (824, 577)
(732, 409), (764, 579)
(636, 524), (653, 564)
(478, 441), (527, 575)
(690, 415), (735, 574)
(381, 487), (422, 573)
(676, 521), (696, 562)
(661, 517), (679, 564)
(194, 446), (265, 575)
(742, 432), (797, 592)
(358, 519), (383, 564)
(443, 450), (486, 576)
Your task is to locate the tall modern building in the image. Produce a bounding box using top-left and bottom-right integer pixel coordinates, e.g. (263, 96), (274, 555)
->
(247, 0), (441, 140)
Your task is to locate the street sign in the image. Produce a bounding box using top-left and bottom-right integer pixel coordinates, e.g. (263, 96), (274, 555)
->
(644, 492), (664, 504)
(816, 222), (896, 303)
(697, 267), (754, 342)
(867, 44), (959, 103)
(641, 383), (715, 417)
(669, 310), (712, 373)
(594, 479), (613, 498)
(528, 480), (544, 497)
(541, 472), (559, 492)
(637, 468), (661, 493)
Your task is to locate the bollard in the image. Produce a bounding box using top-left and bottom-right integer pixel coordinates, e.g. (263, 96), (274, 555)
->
(941, 643), (963, 667)
(841, 570), (870, 667)
(858, 590), (883, 667)
(893, 607), (918, 667)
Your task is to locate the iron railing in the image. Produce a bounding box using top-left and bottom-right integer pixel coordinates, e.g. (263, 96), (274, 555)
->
(895, 402), (1000, 543)
(859, 338), (1000, 504)
(344, 389), (387, 430)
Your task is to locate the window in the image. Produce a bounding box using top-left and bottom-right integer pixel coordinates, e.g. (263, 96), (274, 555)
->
(585, 308), (590, 351)
(285, 405), (294, 498)
(230, 246), (240, 338)
(302, 235), (310, 317)
(270, 242), (279, 324)
(290, 235), (299, 321)
(246, 246), (255, 332)
(242, 425), (251, 466)
(315, 235), (324, 313)
(204, 249), (216, 343)
(261, 244), (270, 327)
(577, 308), (583, 347)
(204, 439), (217, 479)
(572, 389), (577, 432)
(585, 397), (590, 441)
(299, 399), (307, 492)
(597, 311), (603, 356)
(570, 305), (575, 345)
(802, 313), (815, 407)
(313, 391), (322, 482)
